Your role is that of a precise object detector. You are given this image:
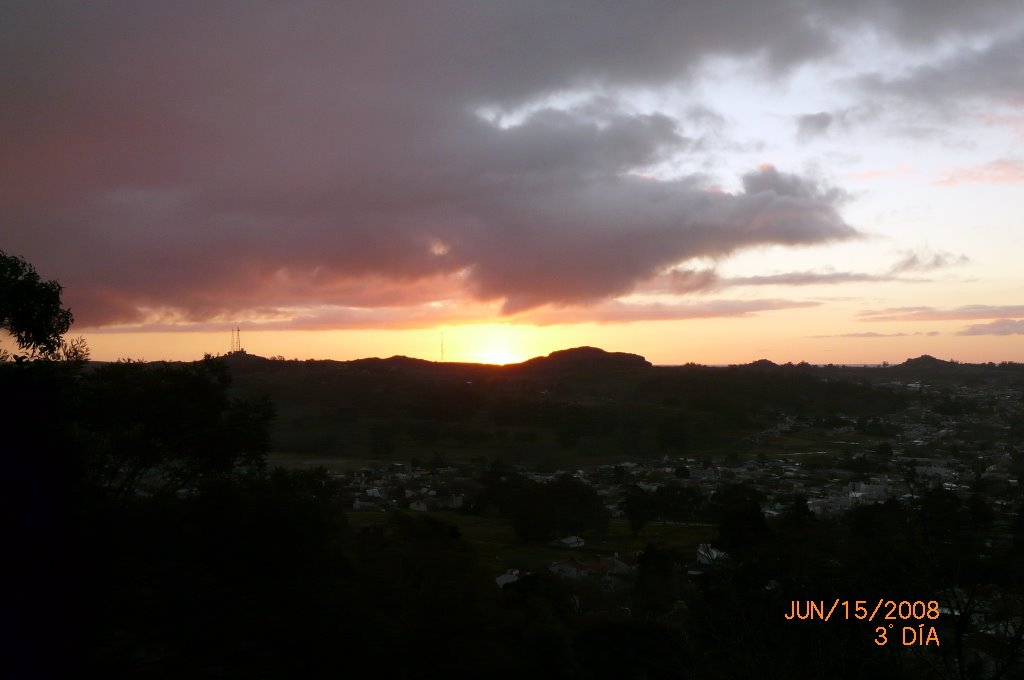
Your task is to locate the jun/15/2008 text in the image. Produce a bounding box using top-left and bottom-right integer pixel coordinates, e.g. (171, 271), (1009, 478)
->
(784, 599), (941, 647)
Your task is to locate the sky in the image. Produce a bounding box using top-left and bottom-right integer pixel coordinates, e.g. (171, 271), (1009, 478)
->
(3, 1), (1023, 365)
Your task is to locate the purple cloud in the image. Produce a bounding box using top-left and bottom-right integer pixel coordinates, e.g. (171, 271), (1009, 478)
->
(957, 319), (1024, 336)
(859, 305), (1024, 322)
(6, 2), (1016, 329)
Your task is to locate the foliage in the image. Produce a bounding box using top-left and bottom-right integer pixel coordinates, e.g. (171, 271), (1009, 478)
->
(0, 250), (73, 355)
(622, 485), (657, 537)
(709, 482), (767, 557)
(474, 473), (610, 541)
(77, 357), (274, 501)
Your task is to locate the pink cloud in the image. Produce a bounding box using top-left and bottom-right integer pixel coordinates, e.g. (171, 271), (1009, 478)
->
(809, 331), (940, 338)
(935, 159), (1024, 186)
(858, 305), (1024, 322)
(90, 297), (819, 332)
(957, 318), (1024, 336)
(520, 298), (819, 326)
(979, 113), (1024, 137)
(844, 165), (915, 180)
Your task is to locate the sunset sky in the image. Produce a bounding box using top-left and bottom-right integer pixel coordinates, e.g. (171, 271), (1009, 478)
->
(3, 1), (1023, 365)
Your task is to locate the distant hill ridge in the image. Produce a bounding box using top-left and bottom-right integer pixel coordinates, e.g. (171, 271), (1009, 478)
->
(222, 345), (652, 374)
(898, 355), (955, 369)
(519, 346), (651, 371)
(216, 348), (1004, 373)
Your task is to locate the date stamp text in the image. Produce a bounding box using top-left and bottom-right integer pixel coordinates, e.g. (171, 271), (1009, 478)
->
(784, 599), (941, 647)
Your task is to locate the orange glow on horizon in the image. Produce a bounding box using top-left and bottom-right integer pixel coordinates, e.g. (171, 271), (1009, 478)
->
(443, 324), (534, 365)
(76, 313), (1024, 367)
(470, 347), (528, 365)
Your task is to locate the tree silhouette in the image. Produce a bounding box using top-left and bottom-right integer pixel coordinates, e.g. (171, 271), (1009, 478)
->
(710, 483), (767, 556)
(79, 357), (274, 501)
(0, 250), (73, 355)
(623, 485), (656, 537)
(2, 251), (83, 676)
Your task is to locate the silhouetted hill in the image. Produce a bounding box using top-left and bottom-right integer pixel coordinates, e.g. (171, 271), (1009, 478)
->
(222, 350), (272, 366)
(518, 346), (652, 373)
(899, 354), (954, 369)
(184, 347), (1024, 464)
(347, 355), (438, 374)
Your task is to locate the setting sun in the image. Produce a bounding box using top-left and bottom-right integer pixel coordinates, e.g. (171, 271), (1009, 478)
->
(445, 324), (534, 365)
(474, 346), (525, 365)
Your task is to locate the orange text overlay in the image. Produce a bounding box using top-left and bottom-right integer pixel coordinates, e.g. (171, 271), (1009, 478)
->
(784, 599), (941, 647)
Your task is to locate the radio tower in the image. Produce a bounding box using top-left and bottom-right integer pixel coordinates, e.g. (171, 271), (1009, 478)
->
(230, 327), (242, 354)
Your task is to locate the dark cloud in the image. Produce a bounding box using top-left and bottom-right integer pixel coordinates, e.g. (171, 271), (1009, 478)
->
(714, 248), (964, 286)
(684, 105), (728, 132)
(795, 104), (887, 142)
(651, 261), (938, 294)
(2, 3), (863, 328)
(957, 319), (1024, 336)
(94, 298), (819, 332)
(89, 304), (483, 334)
(665, 268), (721, 294)
(697, 249), (967, 294)
(847, 27), (1024, 141)
(827, 0), (1016, 37)
(796, 112), (834, 141)
(740, 164), (848, 204)
(888, 249), (970, 273)
(727, 271), (883, 286)
(861, 31), (1024, 106)
(3, 2), (1019, 329)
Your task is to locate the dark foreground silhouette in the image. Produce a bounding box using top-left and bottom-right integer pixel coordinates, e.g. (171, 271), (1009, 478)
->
(5, 352), (1023, 679)
(4, 250), (1023, 678)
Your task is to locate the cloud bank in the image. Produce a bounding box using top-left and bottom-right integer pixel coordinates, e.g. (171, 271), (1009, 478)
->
(957, 319), (1024, 336)
(859, 305), (1024, 322)
(2, 1), (1019, 330)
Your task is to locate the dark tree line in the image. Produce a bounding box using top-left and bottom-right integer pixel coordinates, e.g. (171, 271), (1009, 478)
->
(470, 471), (611, 541)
